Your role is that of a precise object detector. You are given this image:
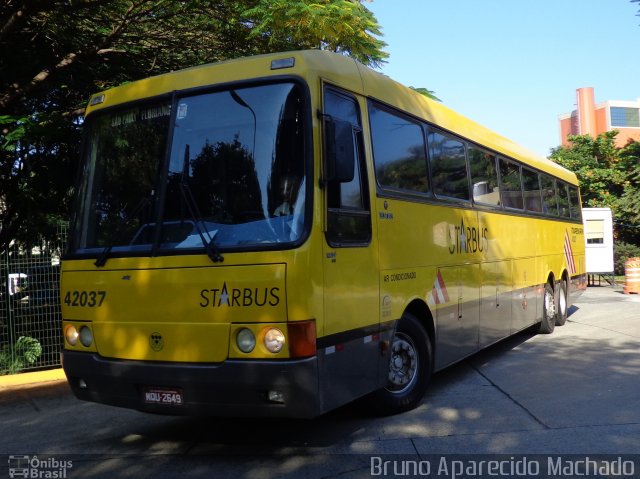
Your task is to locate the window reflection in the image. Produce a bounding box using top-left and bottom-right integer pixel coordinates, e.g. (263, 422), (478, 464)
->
(370, 104), (428, 193)
(499, 158), (523, 210)
(429, 129), (469, 200)
(71, 82), (308, 256)
(72, 102), (170, 251)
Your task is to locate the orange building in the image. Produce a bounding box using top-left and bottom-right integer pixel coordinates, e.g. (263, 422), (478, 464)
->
(559, 87), (640, 148)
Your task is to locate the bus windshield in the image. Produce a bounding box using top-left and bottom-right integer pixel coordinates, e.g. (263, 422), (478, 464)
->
(71, 82), (308, 258)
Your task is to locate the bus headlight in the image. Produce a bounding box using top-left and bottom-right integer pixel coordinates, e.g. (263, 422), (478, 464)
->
(264, 328), (285, 353)
(236, 328), (256, 353)
(79, 326), (93, 347)
(65, 325), (79, 346)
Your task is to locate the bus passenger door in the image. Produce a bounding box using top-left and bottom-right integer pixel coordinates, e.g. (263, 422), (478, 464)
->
(319, 87), (380, 412)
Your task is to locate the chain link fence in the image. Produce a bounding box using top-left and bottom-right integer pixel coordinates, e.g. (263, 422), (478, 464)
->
(0, 224), (67, 374)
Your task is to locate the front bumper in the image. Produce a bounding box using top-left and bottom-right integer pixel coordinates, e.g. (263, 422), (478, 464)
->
(62, 351), (320, 418)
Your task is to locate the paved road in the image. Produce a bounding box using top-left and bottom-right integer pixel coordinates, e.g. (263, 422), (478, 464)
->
(1, 286), (639, 478)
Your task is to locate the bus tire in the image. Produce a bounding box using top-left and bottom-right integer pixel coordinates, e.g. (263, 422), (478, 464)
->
(538, 282), (556, 334)
(367, 312), (433, 415)
(555, 280), (568, 326)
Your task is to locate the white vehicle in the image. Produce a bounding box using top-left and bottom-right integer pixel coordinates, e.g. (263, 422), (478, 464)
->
(583, 207), (614, 285)
(7, 273), (27, 296)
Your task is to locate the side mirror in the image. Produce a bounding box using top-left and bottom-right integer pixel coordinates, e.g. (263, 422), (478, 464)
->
(324, 117), (355, 183)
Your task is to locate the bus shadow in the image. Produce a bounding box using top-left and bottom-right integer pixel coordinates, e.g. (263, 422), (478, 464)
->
(126, 328), (540, 453)
(108, 304), (620, 457)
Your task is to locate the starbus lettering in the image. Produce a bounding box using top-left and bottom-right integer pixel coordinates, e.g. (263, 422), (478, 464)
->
(199, 282), (280, 308)
(448, 219), (489, 254)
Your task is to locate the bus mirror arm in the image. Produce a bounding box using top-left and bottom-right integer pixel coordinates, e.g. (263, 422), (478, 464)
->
(321, 113), (355, 184)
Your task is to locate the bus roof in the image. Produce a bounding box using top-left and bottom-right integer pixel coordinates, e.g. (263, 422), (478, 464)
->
(85, 49), (577, 184)
(352, 60), (577, 184)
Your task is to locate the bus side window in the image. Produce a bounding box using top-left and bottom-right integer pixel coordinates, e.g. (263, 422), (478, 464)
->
(369, 102), (428, 194)
(469, 145), (500, 206)
(428, 128), (469, 201)
(323, 88), (371, 246)
(557, 182), (571, 218)
(568, 186), (582, 220)
(498, 158), (523, 210)
(540, 173), (559, 216)
(522, 167), (542, 213)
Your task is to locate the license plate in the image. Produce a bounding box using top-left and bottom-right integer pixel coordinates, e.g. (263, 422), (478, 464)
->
(143, 387), (184, 406)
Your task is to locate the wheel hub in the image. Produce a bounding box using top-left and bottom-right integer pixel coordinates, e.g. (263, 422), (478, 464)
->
(388, 334), (418, 390)
(545, 287), (556, 318)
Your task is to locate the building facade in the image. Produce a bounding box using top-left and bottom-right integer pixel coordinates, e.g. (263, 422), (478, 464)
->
(559, 87), (640, 148)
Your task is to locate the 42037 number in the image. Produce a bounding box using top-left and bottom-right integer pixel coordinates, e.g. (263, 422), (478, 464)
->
(63, 290), (106, 307)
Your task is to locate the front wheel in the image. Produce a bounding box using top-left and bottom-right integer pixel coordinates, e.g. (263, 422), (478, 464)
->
(365, 312), (433, 415)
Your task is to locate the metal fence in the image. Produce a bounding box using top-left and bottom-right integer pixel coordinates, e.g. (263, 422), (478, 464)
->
(0, 224), (67, 374)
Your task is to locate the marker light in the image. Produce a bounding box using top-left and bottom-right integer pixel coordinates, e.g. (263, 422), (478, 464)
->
(65, 325), (79, 346)
(270, 57), (295, 70)
(89, 94), (105, 106)
(79, 326), (93, 347)
(267, 390), (285, 403)
(264, 328), (285, 353)
(236, 328), (256, 353)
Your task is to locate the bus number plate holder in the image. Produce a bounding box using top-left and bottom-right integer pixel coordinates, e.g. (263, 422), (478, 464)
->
(143, 387), (184, 406)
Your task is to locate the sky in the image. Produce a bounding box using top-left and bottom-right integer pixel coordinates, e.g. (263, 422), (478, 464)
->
(365, 0), (640, 158)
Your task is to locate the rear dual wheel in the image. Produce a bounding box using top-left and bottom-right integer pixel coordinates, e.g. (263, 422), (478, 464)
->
(538, 282), (556, 334)
(555, 280), (568, 326)
(538, 279), (568, 333)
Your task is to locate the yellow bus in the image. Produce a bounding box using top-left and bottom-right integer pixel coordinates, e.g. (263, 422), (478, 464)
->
(61, 50), (586, 417)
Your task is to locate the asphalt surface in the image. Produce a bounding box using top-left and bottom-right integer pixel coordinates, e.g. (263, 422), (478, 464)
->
(1, 286), (639, 478)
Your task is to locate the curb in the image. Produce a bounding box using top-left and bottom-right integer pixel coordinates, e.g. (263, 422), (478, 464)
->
(0, 367), (67, 390)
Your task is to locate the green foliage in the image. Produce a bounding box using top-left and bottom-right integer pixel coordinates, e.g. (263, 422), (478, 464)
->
(0, 0), (388, 250)
(244, 0), (388, 67)
(0, 336), (43, 375)
(613, 241), (640, 276)
(550, 132), (640, 245)
(0, 115), (28, 150)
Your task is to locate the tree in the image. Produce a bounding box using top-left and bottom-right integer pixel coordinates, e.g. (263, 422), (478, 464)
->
(550, 132), (640, 245)
(616, 140), (640, 241)
(0, 0), (387, 250)
(244, 0), (388, 67)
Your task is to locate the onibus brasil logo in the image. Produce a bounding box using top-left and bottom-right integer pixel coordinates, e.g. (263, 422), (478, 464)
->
(8, 455), (73, 478)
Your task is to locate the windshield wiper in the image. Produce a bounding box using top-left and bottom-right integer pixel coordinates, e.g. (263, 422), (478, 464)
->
(94, 244), (114, 268)
(94, 194), (153, 267)
(179, 144), (224, 263)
